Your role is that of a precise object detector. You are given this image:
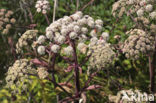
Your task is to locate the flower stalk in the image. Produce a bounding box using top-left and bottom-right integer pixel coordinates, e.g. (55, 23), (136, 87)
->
(44, 14), (50, 25)
(149, 56), (155, 93)
(149, 36), (156, 93)
(70, 40), (80, 97)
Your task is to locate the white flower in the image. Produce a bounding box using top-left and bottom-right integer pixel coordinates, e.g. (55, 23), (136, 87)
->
(88, 20), (95, 28)
(81, 27), (88, 34)
(76, 11), (83, 18)
(71, 14), (80, 21)
(37, 35), (46, 44)
(90, 30), (97, 37)
(43, 0), (49, 4)
(54, 32), (61, 42)
(35, 0), (50, 14)
(43, 5), (48, 9)
(97, 39), (106, 45)
(95, 25), (102, 32)
(37, 67), (49, 79)
(146, 4), (153, 12)
(61, 28), (68, 36)
(57, 35), (66, 44)
(62, 16), (72, 24)
(35, 4), (40, 8)
(90, 37), (98, 46)
(42, 10), (47, 14)
(90, 37), (98, 42)
(77, 18), (87, 25)
(77, 43), (88, 54)
(52, 21), (61, 27)
(51, 44), (60, 53)
(46, 31), (54, 40)
(95, 19), (103, 26)
(102, 32), (109, 41)
(37, 0), (42, 4)
(37, 8), (41, 12)
(137, 9), (144, 17)
(112, 2), (119, 12)
(50, 25), (58, 32)
(46, 27), (52, 32)
(69, 32), (78, 39)
(74, 25), (80, 33)
(67, 23), (74, 31)
(150, 12), (156, 19)
(37, 46), (45, 55)
(79, 34), (88, 42)
(63, 46), (73, 56)
(128, 0), (134, 4)
(77, 43), (86, 50)
(88, 17), (94, 21)
(139, 0), (146, 6)
(81, 34), (88, 40)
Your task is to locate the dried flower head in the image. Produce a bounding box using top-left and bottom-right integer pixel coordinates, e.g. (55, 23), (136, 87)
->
(112, 0), (156, 29)
(88, 40), (115, 73)
(122, 29), (155, 59)
(5, 59), (37, 92)
(16, 30), (38, 54)
(0, 9), (15, 34)
(37, 67), (49, 79)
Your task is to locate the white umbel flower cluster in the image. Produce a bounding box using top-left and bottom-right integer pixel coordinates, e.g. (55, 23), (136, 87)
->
(16, 30), (38, 54)
(87, 39), (115, 73)
(37, 67), (49, 79)
(77, 43), (88, 54)
(122, 29), (155, 59)
(5, 59), (37, 92)
(63, 46), (74, 56)
(51, 44), (60, 53)
(0, 9), (15, 34)
(112, 0), (156, 19)
(150, 11), (156, 19)
(69, 32), (78, 39)
(112, 0), (156, 34)
(35, 0), (50, 14)
(37, 46), (46, 55)
(37, 35), (46, 44)
(146, 4), (153, 12)
(35, 11), (106, 56)
(101, 32), (109, 41)
(137, 9), (144, 17)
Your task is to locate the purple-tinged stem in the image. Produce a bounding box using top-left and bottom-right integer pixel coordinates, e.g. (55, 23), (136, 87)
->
(149, 36), (156, 94)
(70, 40), (80, 101)
(51, 54), (57, 87)
(44, 14), (50, 25)
(149, 56), (155, 93)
